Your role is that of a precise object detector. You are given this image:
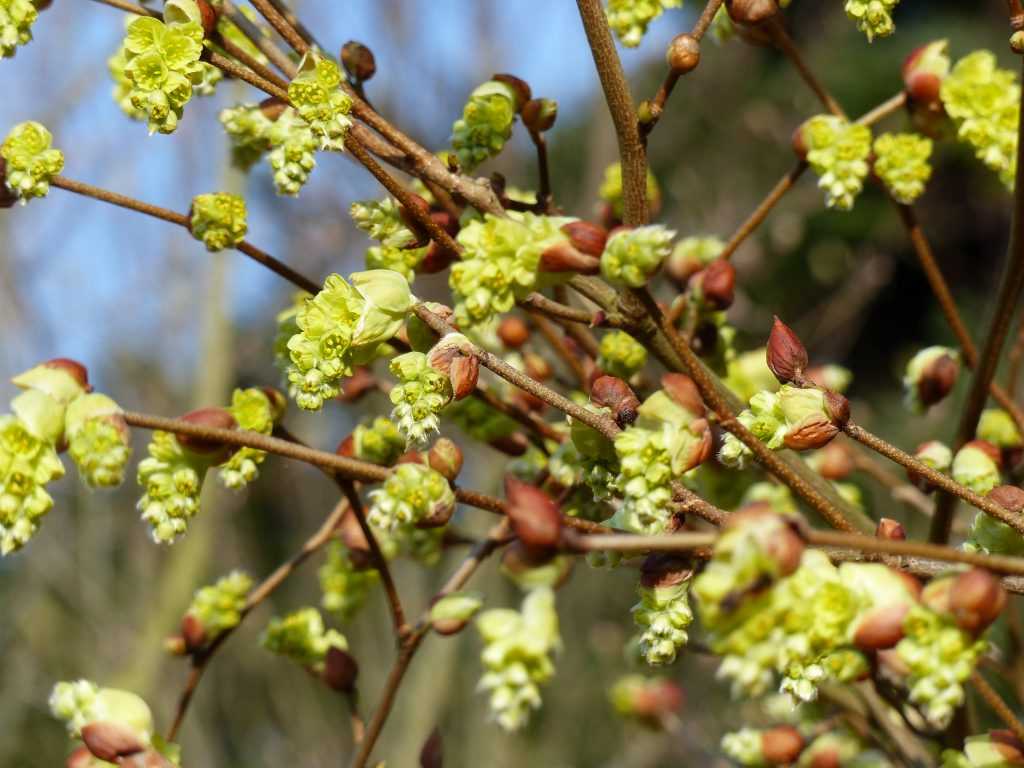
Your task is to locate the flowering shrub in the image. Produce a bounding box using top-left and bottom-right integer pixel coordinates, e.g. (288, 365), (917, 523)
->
(6, 1), (1024, 766)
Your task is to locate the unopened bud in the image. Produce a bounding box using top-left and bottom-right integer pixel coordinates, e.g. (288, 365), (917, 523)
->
(341, 41), (376, 82)
(876, 517), (906, 540)
(726, 0), (778, 25)
(766, 316), (808, 385)
(497, 316), (531, 348)
(950, 568), (1006, 635)
(504, 475), (562, 554)
(667, 33), (700, 74)
(259, 96), (288, 122)
(194, 0), (218, 37)
(492, 73), (532, 111)
(181, 613), (207, 652)
(429, 592), (483, 636)
(853, 602), (910, 650)
(420, 727), (443, 768)
(902, 40), (949, 106)
(427, 333), (478, 399)
(691, 258), (735, 310)
(489, 433), (529, 456)
(428, 438), (464, 481)
(916, 351), (959, 408)
(522, 98), (558, 132)
(562, 220), (608, 257)
(761, 726), (805, 766)
(524, 352), (553, 381)
(540, 241), (601, 274)
(590, 375), (641, 427)
(660, 373), (705, 417)
(177, 407), (238, 457)
(81, 722), (146, 763)
(323, 647), (359, 692)
(990, 484), (1024, 514)
(815, 441), (854, 480)
(449, 355), (479, 400)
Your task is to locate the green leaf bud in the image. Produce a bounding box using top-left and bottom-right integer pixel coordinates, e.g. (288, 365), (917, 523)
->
(189, 193), (248, 252)
(1, 120), (63, 202)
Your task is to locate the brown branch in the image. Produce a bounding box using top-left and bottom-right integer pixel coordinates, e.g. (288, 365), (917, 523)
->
(246, 0), (310, 55)
(50, 176), (320, 294)
(765, 16), (846, 119)
(843, 422), (1024, 536)
(972, 671), (1024, 743)
(221, 0), (298, 77)
(217, 35), (291, 92)
(576, 0), (648, 226)
(87, 0), (160, 16)
(527, 127), (553, 211)
(528, 310), (590, 390)
(166, 499), (348, 741)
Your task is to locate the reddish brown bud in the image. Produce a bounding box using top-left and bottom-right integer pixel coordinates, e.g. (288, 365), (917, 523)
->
(418, 242), (459, 274)
(725, 509), (805, 577)
(420, 727), (443, 768)
(524, 352), (553, 381)
(181, 612), (207, 652)
(397, 450), (425, 465)
(968, 438), (1003, 466)
(338, 510), (373, 568)
(806, 747), (842, 768)
(67, 747), (96, 768)
(990, 485), (1024, 514)
(640, 554), (692, 589)
(522, 98), (558, 132)
(449, 355), (479, 400)
(815, 441), (854, 480)
(82, 722), (146, 763)
(590, 375), (641, 427)
(539, 241), (601, 274)
(41, 358), (91, 391)
(875, 517), (907, 540)
(791, 122), (810, 160)
(336, 434), (355, 458)
(950, 568), (1006, 635)
(177, 407), (238, 456)
(917, 352), (959, 407)
(505, 475), (562, 554)
(338, 367), (378, 402)
(726, 0), (779, 25)
(902, 42), (947, 106)
(692, 258), (735, 310)
(258, 96), (288, 122)
(766, 316), (808, 385)
(398, 193), (433, 236)
(660, 373), (705, 417)
(194, 0), (219, 37)
(630, 679), (684, 720)
(853, 602), (910, 650)
(824, 391), (850, 426)
(323, 646), (359, 693)
(783, 415), (839, 451)
(492, 73), (532, 111)
(341, 41), (376, 82)
(761, 726), (805, 766)
(497, 316), (531, 349)
(562, 220), (608, 257)
(989, 731), (1024, 763)
(667, 33), (701, 74)
(428, 438), (464, 481)
(489, 433), (529, 456)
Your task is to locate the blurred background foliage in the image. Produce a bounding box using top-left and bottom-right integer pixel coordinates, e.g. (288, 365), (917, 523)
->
(0, 1), (1021, 765)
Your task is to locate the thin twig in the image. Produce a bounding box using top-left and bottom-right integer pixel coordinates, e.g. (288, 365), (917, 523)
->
(87, 0), (160, 16)
(246, 0), (310, 55)
(528, 310), (590, 389)
(971, 671), (1024, 743)
(765, 16), (846, 119)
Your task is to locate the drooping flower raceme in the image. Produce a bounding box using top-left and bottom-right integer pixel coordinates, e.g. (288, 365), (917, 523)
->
(476, 587), (561, 732)
(450, 212), (574, 327)
(0, 0), (38, 58)
(600, 225), (675, 287)
(119, 3), (208, 135)
(844, 0), (900, 42)
(319, 540), (378, 622)
(451, 79), (518, 170)
(218, 388), (278, 489)
(65, 393), (131, 489)
(802, 115), (872, 211)
(288, 52), (353, 151)
(186, 570), (253, 642)
(605, 0), (682, 48)
(261, 607), (348, 672)
(219, 102), (275, 171)
(137, 431), (222, 544)
(367, 462), (455, 531)
(388, 351), (452, 447)
(267, 108), (319, 196)
(597, 330), (648, 379)
(873, 132), (933, 204)
(189, 193), (248, 252)
(286, 270), (413, 410)
(941, 50), (1020, 191)
(50, 680), (155, 745)
(632, 572), (694, 666)
(1, 120), (63, 203)
(0, 413), (64, 554)
(350, 416), (405, 466)
(351, 197), (416, 248)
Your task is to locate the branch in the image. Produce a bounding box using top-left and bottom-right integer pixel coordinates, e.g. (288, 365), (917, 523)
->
(971, 671), (1024, 743)
(576, 0), (648, 226)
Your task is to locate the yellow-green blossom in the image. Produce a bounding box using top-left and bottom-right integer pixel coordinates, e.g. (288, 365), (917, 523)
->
(367, 462), (455, 531)
(218, 388), (276, 489)
(189, 193), (247, 252)
(1, 120), (63, 202)
(388, 351), (452, 447)
(351, 416), (405, 466)
(873, 132), (932, 204)
(600, 225), (675, 287)
(606, 0), (682, 48)
(319, 541), (378, 622)
(844, 0), (899, 41)
(597, 330), (647, 379)
(65, 393), (131, 489)
(288, 51), (353, 151)
(268, 108), (319, 196)
(186, 570), (252, 640)
(803, 115), (872, 210)
(49, 680), (154, 745)
(261, 607), (347, 671)
(451, 79), (517, 170)
(0, 414), (64, 554)
(219, 102), (275, 170)
(136, 431), (219, 543)
(0, 0), (38, 58)
(632, 577), (693, 666)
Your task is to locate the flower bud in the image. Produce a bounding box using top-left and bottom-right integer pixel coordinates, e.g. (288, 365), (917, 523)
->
(489, 433), (530, 456)
(429, 591), (484, 636)
(259, 96), (288, 121)
(449, 355), (479, 400)
(724, 508), (805, 577)
(690, 258), (735, 310)
(420, 727), (443, 768)
(902, 40), (950, 106)
(176, 407), (238, 457)
(341, 41), (376, 82)
(497, 316), (530, 348)
(427, 333), (478, 399)
(12, 357), (91, 402)
(590, 375), (640, 427)
(323, 646), (359, 692)
(428, 438), (464, 481)
(907, 440), (953, 491)
(761, 726), (805, 766)
(81, 721), (146, 763)
(990, 484), (1024, 514)
(522, 98), (558, 132)
(908, 347), (959, 410)
(562, 220), (608, 257)
(666, 33), (700, 75)
(539, 240), (601, 274)
(766, 316), (808, 385)
(980, 731), (1024, 763)
(853, 601), (910, 650)
(950, 568), (1006, 635)
(660, 373), (706, 418)
(814, 441), (854, 480)
(610, 675), (683, 724)
(505, 475), (562, 554)
(876, 517), (906, 540)
(779, 387), (841, 451)
(524, 352), (553, 381)
(953, 440), (1002, 495)
(180, 612), (206, 653)
(726, 0), (778, 25)
(492, 73), (532, 111)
